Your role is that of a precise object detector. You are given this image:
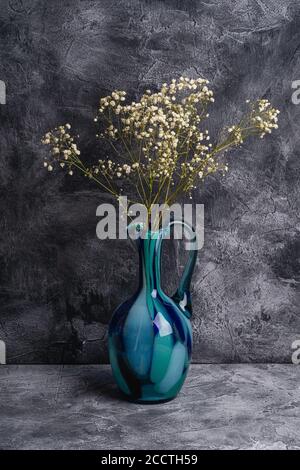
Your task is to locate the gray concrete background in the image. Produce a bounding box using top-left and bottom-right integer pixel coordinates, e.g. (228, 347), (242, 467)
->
(0, 0), (300, 363)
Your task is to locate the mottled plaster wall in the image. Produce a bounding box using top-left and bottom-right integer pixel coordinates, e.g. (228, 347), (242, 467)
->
(0, 0), (299, 363)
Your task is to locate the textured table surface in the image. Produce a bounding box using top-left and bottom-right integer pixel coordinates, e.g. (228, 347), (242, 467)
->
(0, 365), (299, 450)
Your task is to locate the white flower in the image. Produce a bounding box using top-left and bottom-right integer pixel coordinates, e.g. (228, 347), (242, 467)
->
(42, 79), (279, 204)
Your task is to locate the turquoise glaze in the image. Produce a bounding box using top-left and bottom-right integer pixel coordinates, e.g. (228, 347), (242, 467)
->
(108, 221), (197, 403)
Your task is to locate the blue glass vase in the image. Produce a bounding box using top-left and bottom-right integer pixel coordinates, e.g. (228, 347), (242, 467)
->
(108, 221), (197, 403)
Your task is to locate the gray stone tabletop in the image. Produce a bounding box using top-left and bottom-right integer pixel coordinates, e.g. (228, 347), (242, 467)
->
(0, 365), (299, 450)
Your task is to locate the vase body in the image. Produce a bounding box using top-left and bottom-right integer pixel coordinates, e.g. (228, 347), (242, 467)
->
(108, 222), (197, 403)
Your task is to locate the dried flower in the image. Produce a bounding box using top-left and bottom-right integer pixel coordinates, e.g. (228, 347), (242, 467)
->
(41, 79), (280, 207)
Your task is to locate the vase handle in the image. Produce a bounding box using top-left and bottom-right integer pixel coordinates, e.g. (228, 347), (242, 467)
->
(155, 220), (198, 318)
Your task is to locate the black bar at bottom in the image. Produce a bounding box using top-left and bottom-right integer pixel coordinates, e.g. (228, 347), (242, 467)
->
(0, 449), (296, 465)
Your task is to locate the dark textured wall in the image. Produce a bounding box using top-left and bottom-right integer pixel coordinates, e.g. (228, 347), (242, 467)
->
(0, 0), (300, 363)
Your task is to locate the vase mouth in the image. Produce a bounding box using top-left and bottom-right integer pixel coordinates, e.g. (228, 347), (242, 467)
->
(127, 222), (170, 239)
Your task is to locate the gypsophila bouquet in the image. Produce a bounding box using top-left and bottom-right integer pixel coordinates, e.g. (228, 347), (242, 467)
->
(42, 77), (279, 210)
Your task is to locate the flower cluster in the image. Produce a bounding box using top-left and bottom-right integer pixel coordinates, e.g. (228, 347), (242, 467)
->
(95, 159), (141, 179)
(227, 99), (279, 145)
(250, 99), (279, 138)
(42, 78), (280, 207)
(41, 124), (81, 176)
(96, 77), (214, 182)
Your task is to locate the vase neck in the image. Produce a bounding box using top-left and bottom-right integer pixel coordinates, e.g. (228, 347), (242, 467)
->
(137, 234), (160, 296)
